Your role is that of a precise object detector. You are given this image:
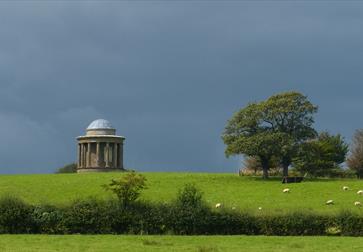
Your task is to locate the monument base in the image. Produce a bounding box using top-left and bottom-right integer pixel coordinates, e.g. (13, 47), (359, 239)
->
(77, 167), (125, 173)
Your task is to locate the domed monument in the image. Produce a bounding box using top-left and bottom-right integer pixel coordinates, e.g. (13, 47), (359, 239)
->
(76, 119), (125, 173)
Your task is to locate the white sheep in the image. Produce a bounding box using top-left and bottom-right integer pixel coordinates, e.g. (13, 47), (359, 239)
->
(357, 190), (363, 195)
(355, 201), (362, 207)
(326, 200), (334, 205)
(215, 203), (222, 208)
(283, 188), (290, 193)
(342, 186), (349, 191)
(258, 207), (262, 210)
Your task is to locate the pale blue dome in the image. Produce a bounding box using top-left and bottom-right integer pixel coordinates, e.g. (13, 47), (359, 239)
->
(87, 119), (114, 130)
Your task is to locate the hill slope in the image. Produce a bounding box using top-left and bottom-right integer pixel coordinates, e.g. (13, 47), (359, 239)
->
(1, 172), (363, 213)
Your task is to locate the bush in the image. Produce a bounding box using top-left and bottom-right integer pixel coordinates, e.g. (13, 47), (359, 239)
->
(337, 211), (363, 236)
(259, 212), (330, 236)
(169, 183), (210, 234)
(207, 210), (260, 235)
(62, 198), (111, 234)
(56, 163), (77, 173)
(3, 187), (363, 236)
(32, 205), (66, 234)
(103, 172), (147, 207)
(0, 196), (34, 234)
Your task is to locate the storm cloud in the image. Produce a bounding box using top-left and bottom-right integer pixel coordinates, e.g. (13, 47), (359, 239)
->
(0, 2), (362, 173)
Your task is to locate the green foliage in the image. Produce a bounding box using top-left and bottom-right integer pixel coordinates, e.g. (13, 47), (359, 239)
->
(0, 196), (34, 234)
(55, 163), (77, 173)
(261, 92), (318, 176)
(62, 198), (111, 234)
(223, 91), (318, 178)
(171, 183), (210, 234)
(259, 212), (330, 236)
(103, 172), (147, 206)
(347, 129), (363, 178)
(2, 191), (363, 236)
(293, 132), (349, 177)
(32, 205), (65, 234)
(337, 211), (363, 236)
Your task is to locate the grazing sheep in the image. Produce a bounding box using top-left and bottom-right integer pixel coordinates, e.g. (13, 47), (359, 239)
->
(215, 203), (222, 208)
(343, 186), (349, 191)
(283, 188), (290, 193)
(357, 190), (363, 195)
(326, 200), (334, 205)
(355, 201), (362, 207)
(258, 207), (262, 210)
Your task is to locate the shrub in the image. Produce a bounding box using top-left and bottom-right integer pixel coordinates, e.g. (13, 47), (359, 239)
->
(337, 211), (363, 236)
(170, 183), (210, 234)
(62, 198), (111, 234)
(259, 212), (330, 236)
(0, 196), (34, 234)
(32, 205), (66, 234)
(103, 172), (147, 207)
(207, 210), (260, 235)
(56, 163), (77, 173)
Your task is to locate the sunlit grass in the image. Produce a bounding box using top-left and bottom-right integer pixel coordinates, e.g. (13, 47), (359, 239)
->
(1, 172), (363, 213)
(0, 235), (363, 252)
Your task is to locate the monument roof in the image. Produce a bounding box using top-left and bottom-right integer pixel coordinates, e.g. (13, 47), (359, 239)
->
(86, 119), (114, 130)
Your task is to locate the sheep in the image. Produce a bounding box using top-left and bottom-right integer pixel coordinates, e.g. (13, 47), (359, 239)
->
(326, 200), (334, 205)
(258, 207), (262, 210)
(355, 201), (362, 207)
(215, 203), (222, 208)
(283, 188), (290, 193)
(357, 190), (363, 195)
(342, 186), (349, 191)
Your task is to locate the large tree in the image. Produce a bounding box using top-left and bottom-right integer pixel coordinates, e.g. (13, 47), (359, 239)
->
(260, 92), (318, 176)
(347, 129), (363, 178)
(222, 102), (284, 179)
(223, 91), (318, 178)
(293, 132), (348, 177)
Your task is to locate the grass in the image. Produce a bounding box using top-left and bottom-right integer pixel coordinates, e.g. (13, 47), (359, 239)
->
(0, 235), (363, 252)
(1, 172), (363, 213)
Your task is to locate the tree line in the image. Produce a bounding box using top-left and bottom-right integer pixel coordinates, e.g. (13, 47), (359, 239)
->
(222, 91), (363, 179)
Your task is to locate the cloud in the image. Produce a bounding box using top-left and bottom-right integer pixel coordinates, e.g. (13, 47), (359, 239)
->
(0, 2), (362, 173)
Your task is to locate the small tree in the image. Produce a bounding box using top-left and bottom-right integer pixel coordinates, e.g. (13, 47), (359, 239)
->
(103, 172), (147, 207)
(293, 132), (348, 177)
(347, 129), (363, 179)
(172, 183), (209, 235)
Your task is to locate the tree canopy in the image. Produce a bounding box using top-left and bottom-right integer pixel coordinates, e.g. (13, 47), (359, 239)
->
(293, 132), (348, 177)
(222, 91), (318, 178)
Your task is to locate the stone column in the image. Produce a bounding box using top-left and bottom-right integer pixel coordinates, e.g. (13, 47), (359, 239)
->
(96, 142), (100, 166)
(81, 143), (86, 168)
(87, 142), (91, 167)
(113, 143), (118, 168)
(77, 144), (81, 168)
(119, 143), (123, 169)
(105, 142), (110, 168)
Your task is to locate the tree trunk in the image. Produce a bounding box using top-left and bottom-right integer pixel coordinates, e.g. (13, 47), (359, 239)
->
(282, 163), (289, 177)
(261, 157), (269, 179)
(281, 156), (291, 177)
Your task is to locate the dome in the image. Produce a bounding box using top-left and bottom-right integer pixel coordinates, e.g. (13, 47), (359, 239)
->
(87, 119), (114, 130)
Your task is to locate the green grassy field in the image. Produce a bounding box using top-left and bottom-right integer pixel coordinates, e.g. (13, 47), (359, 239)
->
(0, 235), (362, 252)
(1, 172), (363, 213)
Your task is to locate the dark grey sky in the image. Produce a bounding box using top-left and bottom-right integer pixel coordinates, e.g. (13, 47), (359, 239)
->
(0, 1), (362, 174)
